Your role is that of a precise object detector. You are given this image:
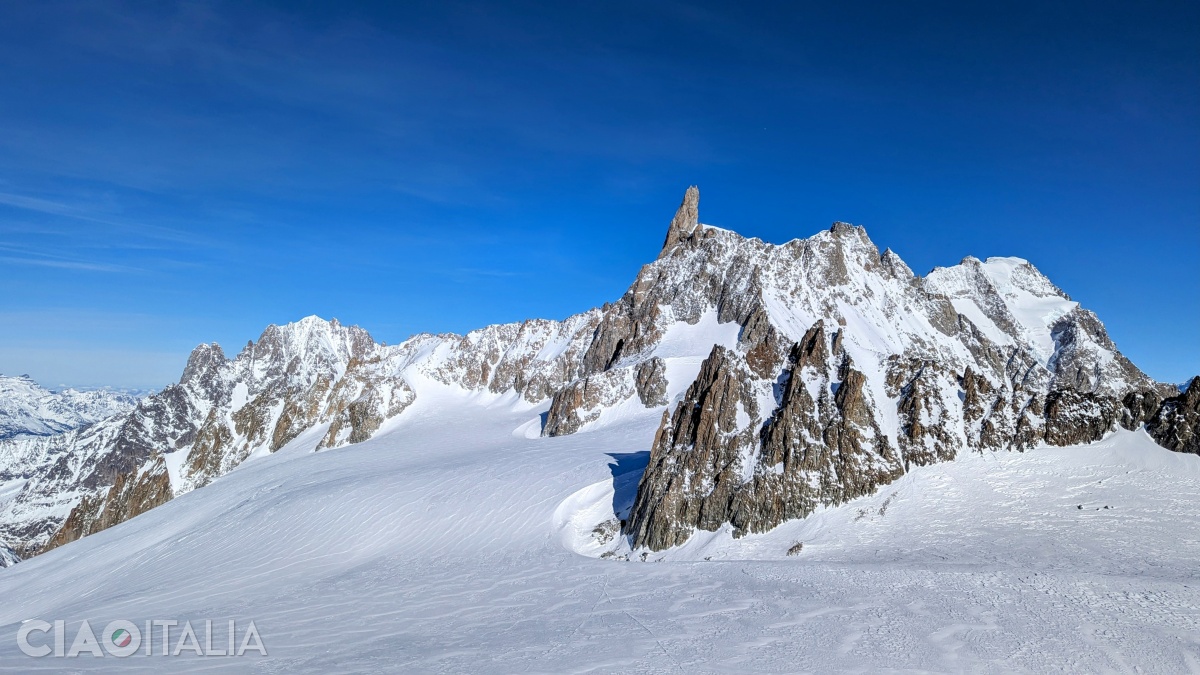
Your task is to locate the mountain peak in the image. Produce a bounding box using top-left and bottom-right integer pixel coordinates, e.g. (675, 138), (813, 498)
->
(181, 342), (227, 385)
(659, 185), (700, 257)
(2, 188), (1191, 564)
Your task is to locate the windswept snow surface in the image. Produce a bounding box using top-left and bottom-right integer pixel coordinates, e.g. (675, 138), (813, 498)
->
(1, 385), (1199, 672)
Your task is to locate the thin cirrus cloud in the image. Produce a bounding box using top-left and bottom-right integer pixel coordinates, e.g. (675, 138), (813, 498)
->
(0, 255), (134, 274)
(0, 187), (219, 258)
(0, 0), (1195, 389)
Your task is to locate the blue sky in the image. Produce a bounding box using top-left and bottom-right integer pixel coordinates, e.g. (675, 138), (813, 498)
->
(0, 0), (1196, 389)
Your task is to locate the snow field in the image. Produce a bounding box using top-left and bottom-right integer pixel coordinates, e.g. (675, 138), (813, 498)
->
(0, 383), (1197, 672)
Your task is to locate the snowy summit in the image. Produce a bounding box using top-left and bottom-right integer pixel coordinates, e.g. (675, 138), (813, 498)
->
(0, 189), (1197, 671)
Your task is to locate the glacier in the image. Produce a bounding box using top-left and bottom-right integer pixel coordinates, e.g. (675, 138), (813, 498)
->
(0, 386), (1197, 671)
(0, 187), (1197, 671)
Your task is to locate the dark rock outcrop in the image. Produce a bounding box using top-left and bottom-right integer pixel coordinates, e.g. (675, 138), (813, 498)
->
(634, 357), (668, 407)
(1043, 390), (1121, 446)
(887, 357), (960, 468)
(542, 367), (638, 437)
(627, 345), (762, 550)
(660, 186), (700, 256)
(1120, 390), (1163, 430)
(740, 304), (787, 379)
(1146, 378), (1200, 455)
(627, 323), (908, 550)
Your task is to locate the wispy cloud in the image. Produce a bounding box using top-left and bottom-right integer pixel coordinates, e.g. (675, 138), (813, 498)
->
(0, 188), (219, 260)
(0, 192), (81, 216)
(0, 255), (135, 273)
(0, 242), (141, 273)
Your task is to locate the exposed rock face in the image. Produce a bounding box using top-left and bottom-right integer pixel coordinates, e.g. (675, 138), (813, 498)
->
(0, 186), (1192, 561)
(318, 362), (416, 449)
(1146, 378), (1200, 455)
(1043, 390), (1121, 446)
(1049, 307), (1161, 395)
(42, 460), (172, 553)
(740, 304), (787, 379)
(886, 357), (962, 468)
(627, 345), (763, 550)
(634, 358), (668, 407)
(543, 356), (669, 437)
(1120, 390), (1163, 430)
(543, 367), (638, 437)
(628, 324), (906, 550)
(660, 186), (700, 256)
(427, 313), (602, 403)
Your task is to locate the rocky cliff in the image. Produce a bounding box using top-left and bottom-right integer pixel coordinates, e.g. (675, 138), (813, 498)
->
(0, 187), (1194, 561)
(621, 192), (1189, 550)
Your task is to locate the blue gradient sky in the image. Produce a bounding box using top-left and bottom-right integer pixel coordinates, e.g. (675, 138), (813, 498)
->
(0, 1), (1196, 389)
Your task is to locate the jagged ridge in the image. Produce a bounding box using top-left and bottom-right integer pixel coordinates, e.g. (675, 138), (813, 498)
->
(0, 187), (1194, 561)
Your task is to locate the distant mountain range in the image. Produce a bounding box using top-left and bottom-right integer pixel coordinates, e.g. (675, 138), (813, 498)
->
(0, 187), (1195, 564)
(0, 374), (140, 442)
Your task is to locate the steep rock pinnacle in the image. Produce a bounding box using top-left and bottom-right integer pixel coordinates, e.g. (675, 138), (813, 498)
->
(659, 186), (700, 257)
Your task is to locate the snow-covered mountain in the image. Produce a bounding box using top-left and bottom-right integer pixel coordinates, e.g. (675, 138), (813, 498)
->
(0, 187), (1195, 564)
(1, 188), (1198, 671)
(1, 387), (1198, 671)
(0, 375), (138, 441)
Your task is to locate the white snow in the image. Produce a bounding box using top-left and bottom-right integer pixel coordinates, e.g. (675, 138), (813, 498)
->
(652, 310), (741, 403)
(0, 387), (1197, 672)
(926, 257), (1079, 365)
(950, 297), (1011, 346)
(229, 382), (249, 411)
(0, 374), (139, 441)
(652, 308), (742, 360)
(161, 449), (189, 494)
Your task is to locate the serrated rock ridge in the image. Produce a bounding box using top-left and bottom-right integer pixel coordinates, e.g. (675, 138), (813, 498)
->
(0, 187), (1193, 560)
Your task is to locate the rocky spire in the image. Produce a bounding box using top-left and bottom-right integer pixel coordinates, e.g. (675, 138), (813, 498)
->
(659, 186), (700, 258)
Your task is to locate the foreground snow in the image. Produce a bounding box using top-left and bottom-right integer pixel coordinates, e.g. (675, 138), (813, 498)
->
(0, 386), (1198, 673)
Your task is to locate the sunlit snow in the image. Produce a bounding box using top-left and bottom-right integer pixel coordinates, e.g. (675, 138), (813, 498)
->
(1, 381), (1197, 672)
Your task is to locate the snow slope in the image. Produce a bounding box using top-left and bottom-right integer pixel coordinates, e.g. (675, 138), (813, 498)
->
(0, 383), (1197, 673)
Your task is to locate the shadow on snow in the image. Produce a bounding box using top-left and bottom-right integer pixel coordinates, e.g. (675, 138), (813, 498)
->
(605, 451), (649, 526)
